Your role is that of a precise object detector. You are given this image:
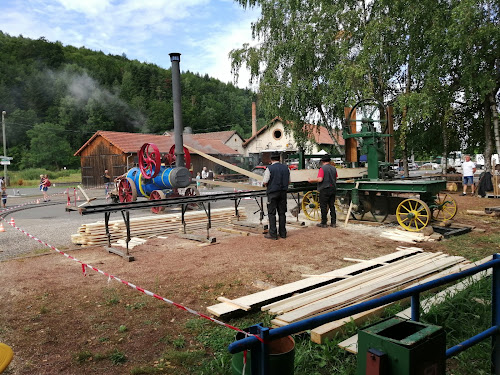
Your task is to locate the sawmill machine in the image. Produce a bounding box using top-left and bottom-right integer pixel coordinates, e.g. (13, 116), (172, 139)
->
(113, 53), (197, 213)
(115, 142), (198, 213)
(300, 98), (457, 231)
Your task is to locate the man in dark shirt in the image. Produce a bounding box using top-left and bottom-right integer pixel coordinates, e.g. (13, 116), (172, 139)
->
(308, 155), (337, 228)
(262, 152), (290, 240)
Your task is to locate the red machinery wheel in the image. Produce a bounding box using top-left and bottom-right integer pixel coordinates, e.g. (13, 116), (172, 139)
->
(139, 143), (161, 179)
(118, 177), (137, 202)
(149, 190), (166, 214)
(167, 145), (191, 169)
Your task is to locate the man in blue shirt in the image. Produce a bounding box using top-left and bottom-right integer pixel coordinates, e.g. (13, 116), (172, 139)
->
(262, 152), (290, 240)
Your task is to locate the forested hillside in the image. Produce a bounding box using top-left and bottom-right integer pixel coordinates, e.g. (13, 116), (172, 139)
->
(0, 32), (262, 170)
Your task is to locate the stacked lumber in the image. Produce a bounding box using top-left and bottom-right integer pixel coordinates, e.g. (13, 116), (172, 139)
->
(268, 251), (465, 327)
(338, 255), (492, 353)
(207, 246), (469, 345)
(71, 207), (247, 247)
(207, 248), (425, 317)
(380, 228), (441, 243)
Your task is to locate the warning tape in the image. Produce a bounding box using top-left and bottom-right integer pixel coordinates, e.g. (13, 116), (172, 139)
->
(0, 203), (263, 343)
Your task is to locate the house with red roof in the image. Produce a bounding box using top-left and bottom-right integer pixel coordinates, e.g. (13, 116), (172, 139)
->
(74, 131), (242, 188)
(243, 118), (345, 161)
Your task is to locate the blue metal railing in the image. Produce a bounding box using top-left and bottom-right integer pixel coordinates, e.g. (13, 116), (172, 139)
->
(228, 253), (500, 375)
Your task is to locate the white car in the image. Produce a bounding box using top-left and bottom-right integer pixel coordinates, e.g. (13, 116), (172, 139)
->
(421, 162), (440, 170)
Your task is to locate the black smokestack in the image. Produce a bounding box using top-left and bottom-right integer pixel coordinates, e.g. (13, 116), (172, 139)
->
(169, 52), (185, 167)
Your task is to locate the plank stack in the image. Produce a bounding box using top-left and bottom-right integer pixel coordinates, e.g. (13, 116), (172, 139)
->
(207, 247), (472, 344)
(71, 207), (247, 247)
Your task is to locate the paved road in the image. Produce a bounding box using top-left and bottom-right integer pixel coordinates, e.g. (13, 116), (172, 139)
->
(0, 185), (266, 261)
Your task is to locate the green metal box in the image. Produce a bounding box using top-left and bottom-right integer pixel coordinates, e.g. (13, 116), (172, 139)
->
(357, 317), (446, 375)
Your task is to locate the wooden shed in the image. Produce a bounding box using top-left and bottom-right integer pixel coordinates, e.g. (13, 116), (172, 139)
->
(74, 131), (241, 188)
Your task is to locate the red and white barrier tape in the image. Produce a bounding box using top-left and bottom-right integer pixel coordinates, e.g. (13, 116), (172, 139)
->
(0, 205), (262, 344)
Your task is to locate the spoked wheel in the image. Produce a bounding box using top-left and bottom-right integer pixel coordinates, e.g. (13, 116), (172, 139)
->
(432, 193), (457, 222)
(139, 143), (161, 179)
(149, 190), (166, 214)
(118, 177), (137, 203)
(396, 198), (431, 232)
(301, 191), (321, 221)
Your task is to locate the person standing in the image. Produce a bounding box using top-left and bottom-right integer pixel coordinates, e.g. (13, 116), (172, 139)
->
(102, 169), (111, 198)
(308, 155), (337, 228)
(201, 167), (209, 188)
(461, 155), (476, 196)
(1, 186), (7, 208)
(41, 174), (50, 202)
(0, 176), (4, 190)
(262, 152), (290, 240)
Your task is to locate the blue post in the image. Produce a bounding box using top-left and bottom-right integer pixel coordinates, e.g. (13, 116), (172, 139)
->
(492, 254), (500, 375)
(411, 293), (420, 322)
(249, 324), (269, 375)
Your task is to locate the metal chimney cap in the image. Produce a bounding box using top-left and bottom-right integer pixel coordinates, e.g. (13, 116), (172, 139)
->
(169, 53), (181, 62)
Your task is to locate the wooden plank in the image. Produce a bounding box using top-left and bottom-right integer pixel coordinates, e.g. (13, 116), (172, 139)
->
(310, 259), (478, 344)
(275, 256), (464, 324)
(216, 297), (251, 311)
(336, 258), (492, 353)
(263, 253), (440, 314)
(198, 178), (265, 191)
(184, 144), (263, 181)
(206, 250), (423, 317)
(289, 168), (367, 183)
(217, 227), (250, 236)
(338, 335), (359, 354)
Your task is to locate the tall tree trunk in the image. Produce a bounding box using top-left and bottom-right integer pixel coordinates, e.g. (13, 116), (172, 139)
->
(484, 95), (493, 173)
(491, 92), (500, 157)
(401, 64), (410, 178)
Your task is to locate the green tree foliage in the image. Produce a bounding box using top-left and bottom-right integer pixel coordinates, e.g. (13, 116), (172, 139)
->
(0, 32), (261, 170)
(231, 0), (499, 165)
(25, 123), (75, 169)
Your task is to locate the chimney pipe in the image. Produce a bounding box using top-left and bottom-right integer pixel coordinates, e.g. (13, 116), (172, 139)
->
(169, 52), (185, 167)
(251, 102), (257, 137)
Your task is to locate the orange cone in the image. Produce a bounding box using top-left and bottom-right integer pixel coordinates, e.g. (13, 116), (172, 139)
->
(77, 195), (81, 201)
(0, 223), (5, 232)
(9, 217), (15, 226)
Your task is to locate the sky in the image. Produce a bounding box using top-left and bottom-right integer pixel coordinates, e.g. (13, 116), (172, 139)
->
(1, 0), (261, 88)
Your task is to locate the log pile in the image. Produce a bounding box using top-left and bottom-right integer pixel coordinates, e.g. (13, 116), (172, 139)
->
(71, 207), (247, 247)
(207, 247), (470, 344)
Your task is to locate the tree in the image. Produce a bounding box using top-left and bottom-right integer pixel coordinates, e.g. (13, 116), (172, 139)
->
(26, 122), (75, 169)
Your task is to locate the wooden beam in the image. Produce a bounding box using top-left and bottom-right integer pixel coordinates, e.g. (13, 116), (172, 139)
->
(184, 144), (263, 181)
(217, 297), (251, 311)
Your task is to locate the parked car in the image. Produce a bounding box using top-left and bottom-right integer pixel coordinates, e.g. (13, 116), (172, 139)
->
(421, 162), (440, 170)
(408, 162), (419, 170)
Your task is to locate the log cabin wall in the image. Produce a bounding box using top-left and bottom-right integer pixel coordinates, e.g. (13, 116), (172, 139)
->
(79, 136), (129, 188)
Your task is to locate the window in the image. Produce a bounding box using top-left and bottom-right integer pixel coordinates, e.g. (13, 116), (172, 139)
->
(273, 129), (282, 140)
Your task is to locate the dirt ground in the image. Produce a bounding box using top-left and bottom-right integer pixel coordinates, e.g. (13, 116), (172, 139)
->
(0, 193), (498, 374)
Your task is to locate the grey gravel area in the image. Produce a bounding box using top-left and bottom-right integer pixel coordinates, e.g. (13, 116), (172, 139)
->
(0, 186), (269, 261)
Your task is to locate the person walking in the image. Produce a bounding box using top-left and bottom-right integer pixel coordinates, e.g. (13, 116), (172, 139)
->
(201, 167), (209, 188)
(461, 155), (476, 196)
(40, 174), (51, 202)
(308, 155), (337, 228)
(262, 152), (290, 240)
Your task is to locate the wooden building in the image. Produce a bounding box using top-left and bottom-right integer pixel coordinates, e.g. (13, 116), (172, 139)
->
(74, 131), (241, 187)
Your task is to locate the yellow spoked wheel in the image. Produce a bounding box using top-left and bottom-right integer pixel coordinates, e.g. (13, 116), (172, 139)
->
(432, 193), (457, 222)
(396, 198), (431, 232)
(302, 190), (321, 221)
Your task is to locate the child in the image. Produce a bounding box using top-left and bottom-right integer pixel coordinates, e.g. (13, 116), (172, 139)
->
(1, 187), (6, 208)
(41, 175), (50, 202)
(195, 172), (201, 189)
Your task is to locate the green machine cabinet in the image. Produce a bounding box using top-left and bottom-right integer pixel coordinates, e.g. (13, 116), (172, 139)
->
(357, 317), (446, 375)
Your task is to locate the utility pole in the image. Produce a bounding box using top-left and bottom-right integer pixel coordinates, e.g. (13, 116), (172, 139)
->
(1, 111), (6, 185)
